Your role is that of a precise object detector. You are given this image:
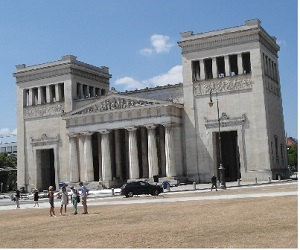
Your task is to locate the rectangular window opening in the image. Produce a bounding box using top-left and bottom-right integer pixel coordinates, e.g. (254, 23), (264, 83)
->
(216, 56), (225, 78)
(204, 58), (213, 79)
(192, 60), (200, 81)
(229, 54), (238, 76)
(242, 52), (251, 74)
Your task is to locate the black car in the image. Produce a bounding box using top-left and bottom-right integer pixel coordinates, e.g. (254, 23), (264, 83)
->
(121, 181), (163, 197)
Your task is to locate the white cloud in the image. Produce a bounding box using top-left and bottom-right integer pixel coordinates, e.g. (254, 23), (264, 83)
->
(276, 39), (287, 47)
(139, 34), (174, 56)
(0, 128), (17, 137)
(144, 65), (182, 86)
(114, 76), (148, 90)
(113, 65), (182, 91)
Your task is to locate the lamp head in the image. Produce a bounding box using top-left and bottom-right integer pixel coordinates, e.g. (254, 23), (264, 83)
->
(209, 101), (214, 107)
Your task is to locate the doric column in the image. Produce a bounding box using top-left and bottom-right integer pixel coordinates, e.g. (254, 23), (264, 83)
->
(212, 57), (217, 79)
(238, 54), (243, 75)
(99, 130), (112, 181)
(68, 133), (79, 182)
(145, 124), (158, 178)
(141, 127), (149, 178)
(114, 129), (122, 179)
(163, 123), (176, 177)
(82, 132), (94, 182)
(199, 59), (205, 80)
(224, 55), (230, 77)
(126, 127), (139, 179)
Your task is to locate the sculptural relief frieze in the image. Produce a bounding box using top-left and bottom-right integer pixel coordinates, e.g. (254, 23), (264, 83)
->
(23, 102), (64, 119)
(194, 76), (253, 96)
(73, 97), (161, 115)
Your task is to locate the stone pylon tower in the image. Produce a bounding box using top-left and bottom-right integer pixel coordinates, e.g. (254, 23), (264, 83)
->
(178, 19), (288, 182)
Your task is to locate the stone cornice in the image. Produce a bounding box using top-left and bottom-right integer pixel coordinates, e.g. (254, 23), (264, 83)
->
(14, 62), (111, 84)
(179, 28), (279, 55)
(204, 113), (246, 129)
(193, 74), (253, 96)
(30, 133), (59, 147)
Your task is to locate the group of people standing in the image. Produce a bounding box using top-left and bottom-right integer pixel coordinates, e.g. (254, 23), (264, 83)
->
(48, 182), (89, 217)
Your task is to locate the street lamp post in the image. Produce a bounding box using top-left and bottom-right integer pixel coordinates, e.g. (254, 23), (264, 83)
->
(209, 90), (226, 189)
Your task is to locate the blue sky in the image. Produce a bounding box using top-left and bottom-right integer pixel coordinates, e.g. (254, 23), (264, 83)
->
(0, 0), (298, 143)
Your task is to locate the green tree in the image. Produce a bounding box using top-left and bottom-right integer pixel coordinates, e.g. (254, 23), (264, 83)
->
(0, 152), (17, 192)
(287, 145), (298, 171)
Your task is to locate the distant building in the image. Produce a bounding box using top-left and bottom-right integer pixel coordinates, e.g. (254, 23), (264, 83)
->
(14, 19), (289, 191)
(0, 142), (17, 154)
(286, 137), (298, 147)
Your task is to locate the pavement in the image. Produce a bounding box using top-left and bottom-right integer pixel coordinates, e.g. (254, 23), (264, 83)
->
(0, 178), (297, 211)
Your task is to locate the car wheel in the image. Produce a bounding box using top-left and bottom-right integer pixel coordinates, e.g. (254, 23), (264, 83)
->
(127, 191), (134, 197)
(153, 189), (160, 196)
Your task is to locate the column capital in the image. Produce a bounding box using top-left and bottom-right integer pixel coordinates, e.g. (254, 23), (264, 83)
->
(126, 126), (137, 132)
(98, 129), (111, 135)
(145, 124), (157, 130)
(81, 131), (93, 136)
(162, 122), (175, 128)
(68, 133), (79, 138)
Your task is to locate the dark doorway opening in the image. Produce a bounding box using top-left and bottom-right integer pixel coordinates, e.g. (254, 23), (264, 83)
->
(215, 131), (240, 181)
(39, 149), (55, 190)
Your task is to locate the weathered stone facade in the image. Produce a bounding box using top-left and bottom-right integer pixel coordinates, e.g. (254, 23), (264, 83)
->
(14, 19), (289, 191)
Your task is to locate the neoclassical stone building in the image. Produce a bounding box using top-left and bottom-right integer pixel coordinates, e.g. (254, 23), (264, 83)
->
(14, 19), (289, 191)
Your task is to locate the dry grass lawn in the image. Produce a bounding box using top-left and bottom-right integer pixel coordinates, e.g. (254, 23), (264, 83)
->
(0, 183), (297, 248)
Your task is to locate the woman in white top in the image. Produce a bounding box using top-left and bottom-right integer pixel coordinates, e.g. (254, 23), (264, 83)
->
(60, 186), (69, 215)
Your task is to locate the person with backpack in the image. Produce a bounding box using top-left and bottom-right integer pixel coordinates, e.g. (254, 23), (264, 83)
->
(70, 186), (79, 215)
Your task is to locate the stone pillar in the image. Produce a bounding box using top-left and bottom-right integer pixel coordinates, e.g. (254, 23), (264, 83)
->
(114, 129), (122, 179)
(141, 127), (149, 178)
(28, 88), (33, 106)
(238, 54), (243, 75)
(212, 57), (217, 79)
(78, 135), (85, 181)
(100, 130), (112, 181)
(97, 133), (102, 181)
(199, 59), (205, 80)
(68, 133), (79, 182)
(79, 84), (84, 99)
(55, 84), (62, 102)
(127, 127), (139, 179)
(37, 87), (42, 105)
(46, 85), (52, 103)
(164, 123), (176, 177)
(83, 132), (94, 182)
(224, 55), (230, 77)
(159, 126), (166, 177)
(146, 124), (159, 178)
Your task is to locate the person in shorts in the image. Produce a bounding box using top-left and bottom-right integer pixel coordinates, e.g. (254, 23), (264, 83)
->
(33, 189), (39, 207)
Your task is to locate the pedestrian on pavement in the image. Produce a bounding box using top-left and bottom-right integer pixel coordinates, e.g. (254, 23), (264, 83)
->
(48, 186), (56, 217)
(15, 189), (20, 208)
(211, 175), (218, 191)
(79, 182), (89, 214)
(33, 189), (39, 207)
(59, 186), (69, 215)
(70, 186), (79, 215)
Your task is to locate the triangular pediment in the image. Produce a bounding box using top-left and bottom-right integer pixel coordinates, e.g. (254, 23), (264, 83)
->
(64, 92), (173, 118)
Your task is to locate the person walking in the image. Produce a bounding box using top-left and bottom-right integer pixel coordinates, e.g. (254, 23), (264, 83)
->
(59, 186), (69, 215)
(70, 186), (79, 215)
(48, 186), (56, 217)
(15, 189), (20, 208)
(79, 182), (89, 214)
(211, 175), (218, 191)
(33, 189), (39, 207)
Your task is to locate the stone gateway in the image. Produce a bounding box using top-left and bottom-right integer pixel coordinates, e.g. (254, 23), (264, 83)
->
(14, 19), (289, 191)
